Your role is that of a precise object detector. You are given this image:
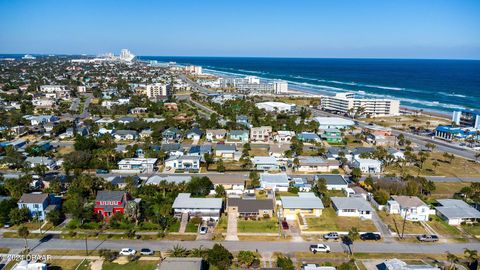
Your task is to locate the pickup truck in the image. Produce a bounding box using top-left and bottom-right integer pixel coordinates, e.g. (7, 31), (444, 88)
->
(309, 244), (331, 253)
(323, 232), (339, 240)
(417, 234), (439, 242)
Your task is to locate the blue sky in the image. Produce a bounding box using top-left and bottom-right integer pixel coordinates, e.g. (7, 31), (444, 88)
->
(0, 0), (479, 59)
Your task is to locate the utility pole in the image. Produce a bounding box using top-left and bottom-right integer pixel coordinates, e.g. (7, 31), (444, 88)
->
(85, 233), (88, 256)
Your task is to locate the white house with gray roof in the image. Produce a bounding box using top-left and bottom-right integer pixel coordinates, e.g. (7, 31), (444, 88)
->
(331, 196), (373, 219)
(314, 174), (348, 190)
(165, 155), (201, 171)
(436, 199), (480, 225)
(387, 195), (430, 221)
(172, 193), (223, 221)
(117, 158), (157, 173)
(260, 173), (289, 191)
(25, 156), (56, 169)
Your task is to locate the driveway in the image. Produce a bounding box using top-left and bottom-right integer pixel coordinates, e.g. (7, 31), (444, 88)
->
(370, 210), (393, 241)
(225, 213), (239, 241)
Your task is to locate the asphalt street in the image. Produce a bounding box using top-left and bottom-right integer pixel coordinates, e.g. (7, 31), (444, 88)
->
(1, 237), (478, 255)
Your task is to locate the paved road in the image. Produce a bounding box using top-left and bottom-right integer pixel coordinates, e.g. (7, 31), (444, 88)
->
(1, 237), (478, 255)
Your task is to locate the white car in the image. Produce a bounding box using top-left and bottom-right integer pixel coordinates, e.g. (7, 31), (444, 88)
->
(310, 244), (331, 253)
(199, 226), (208, 235)
(119, 248), (136, 256)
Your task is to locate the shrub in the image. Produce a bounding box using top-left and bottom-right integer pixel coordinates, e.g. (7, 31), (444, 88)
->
(99, 249), (117, 262)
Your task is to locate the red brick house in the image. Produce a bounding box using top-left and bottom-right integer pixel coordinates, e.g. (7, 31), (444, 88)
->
(94, 191), (127, 219)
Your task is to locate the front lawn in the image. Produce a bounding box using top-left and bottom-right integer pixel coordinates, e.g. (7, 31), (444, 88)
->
(47, 259), (83, 270)
(427, 216), (461, 238)
(306, 207), (377, 232)
(378, 211), (426, 234)
(237, 218), (278, 233)
(462, 224), (480, 238)
(185, 221), (199, 233)
(102, 261), (158, 270)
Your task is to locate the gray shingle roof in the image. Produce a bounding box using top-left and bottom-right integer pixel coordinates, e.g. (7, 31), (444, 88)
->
(314, 174), (348, 186)
(331, 197), (373, 212)
(436, 199), (480, 219)
(19, 193), (49, 204)
(172, 193), (222, 209)
(228, 198), (274, 213)
(281, 193), (324, 209)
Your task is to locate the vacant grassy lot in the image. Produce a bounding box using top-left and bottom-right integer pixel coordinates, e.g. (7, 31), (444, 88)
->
(249, 148), (270, 156)
(306, 208), (377, 232)
(462, 224), (480, 238)
(427, 216), (462, 239)
(238, 218), (278, 233)
(363, 115), (449, 129)
(47, 259), (84, 270)
(102, 261), (157, 270)
(429, 182), (470, 199)
(378, 211), (426, 235)
(385, 152), (480, 177)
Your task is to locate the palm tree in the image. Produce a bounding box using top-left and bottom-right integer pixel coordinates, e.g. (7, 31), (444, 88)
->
(464, 248), (478, 270)
(446, 252), (459, 270)
(344, 227), (359, 256)
(168, 244), (188, 257)
(18, 226), (30, 251)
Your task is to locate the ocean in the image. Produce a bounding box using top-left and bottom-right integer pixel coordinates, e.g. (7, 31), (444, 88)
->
(139, 56), (480, 114)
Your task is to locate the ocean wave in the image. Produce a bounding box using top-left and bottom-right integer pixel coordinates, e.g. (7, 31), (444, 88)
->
(438, 92), (467, 98)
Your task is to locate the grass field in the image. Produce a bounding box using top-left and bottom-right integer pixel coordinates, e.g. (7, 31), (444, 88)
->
(462, 224), (480, 238)
(363, 115), (449, 130)
(185, 221), (199, 233)
(385, 152), (480, 177)
(237, 218), (279, 233)
(48, 259), (84, 270)
(102, 261), (157, 270)
(377, 211), (426, 234)
(427, 216), (462, 238)
(249, 148), (270, 156)
(306, 208), (377, 232)
(429, 182), (470, 199)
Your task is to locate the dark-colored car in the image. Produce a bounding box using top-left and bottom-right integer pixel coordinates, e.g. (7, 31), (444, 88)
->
(360, 232), (381, 241)
(140, 248), (154, 255)
(282, 221), (289, 230)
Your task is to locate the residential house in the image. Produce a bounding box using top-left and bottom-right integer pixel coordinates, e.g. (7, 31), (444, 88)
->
(17, 193), (59, 221)
(186, 127), (203, 140)
(228, 130), (249, 142)
(313, 117), (355, 130)
(24, 156), (56, 169)
(281, 193), (324, 220)
(159, 143), (184, 157)
(351, 158), (382, 174)
(314, 174), (348, 190)
(435, 199), (480, 225)
(165, 155), (201, 171)
(260, 173), (289, 191)
(129, 107), (148, 114)
(172, 193), (223, 221)
(291, 177), (312, 192)
(350, 147), (376, 160)
(297, 132), (321, 143)
(382, 259), (440, 270)
(145, 175), (192, 185)
(94, 191), (128, 219)
(214, 144), (236, 159)
(24, 115), (58, 126)
(117, 116), (136, 125)
(140, 129), (153, 139)
(105, 176), (141, 189)
(11, 260), (47, 270)
(114, 130), (138, 141)
(227, 198), (275, 218)
(252, 156), (280, 171)
(320, 128), (343, 143)
(236, 115), (252, 129)
(387, 195), (431, 221)
(117, 158), (158, 173)
(162, 127), (181, 141)
(388, 148), (405, 160)
(206, 129), (227, 142)
(296, 156), (340, 173)
(273, 130), (295, 143)
(331, 196), (373, 219)
(188, 145), (212, 159)
(250, 126), (272, 142)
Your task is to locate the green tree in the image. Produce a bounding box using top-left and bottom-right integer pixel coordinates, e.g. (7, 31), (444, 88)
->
(373, 189), (390, 205)
(351, 168), (362, 182)
(249, 171), (260, 188)
(237, 250), (260, 268)
(207, 244), (233, 270)
(276, 255), (294, 270)
(0, 198), (17, 225)
(46, 209), (64, 226)
(446, 252), (459, 270)
(464, 248), (478, 270)
(168, 244), (189, 257)
(187, 176), (214, 197)
(18, 225), (30, 250)
(215, 185), (226, 198)
(9, 207), (30, 225)
(216, 159), (225, 172)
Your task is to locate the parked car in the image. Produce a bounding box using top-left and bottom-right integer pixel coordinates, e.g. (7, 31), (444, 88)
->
(119, 248), (136, 256)
(417, 234), (439, 242)
(140, 248), (154, 255)
(96, 169), (109, 174)
(310, 244), (331, 253)
(199, 226), (208, 235)
(323, 232), (339, 240)
(360, 232), (381, 241)
(281, 221), (289, 230)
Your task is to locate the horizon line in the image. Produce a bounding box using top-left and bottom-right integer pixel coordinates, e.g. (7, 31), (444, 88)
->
(1, 53), (480, 61)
